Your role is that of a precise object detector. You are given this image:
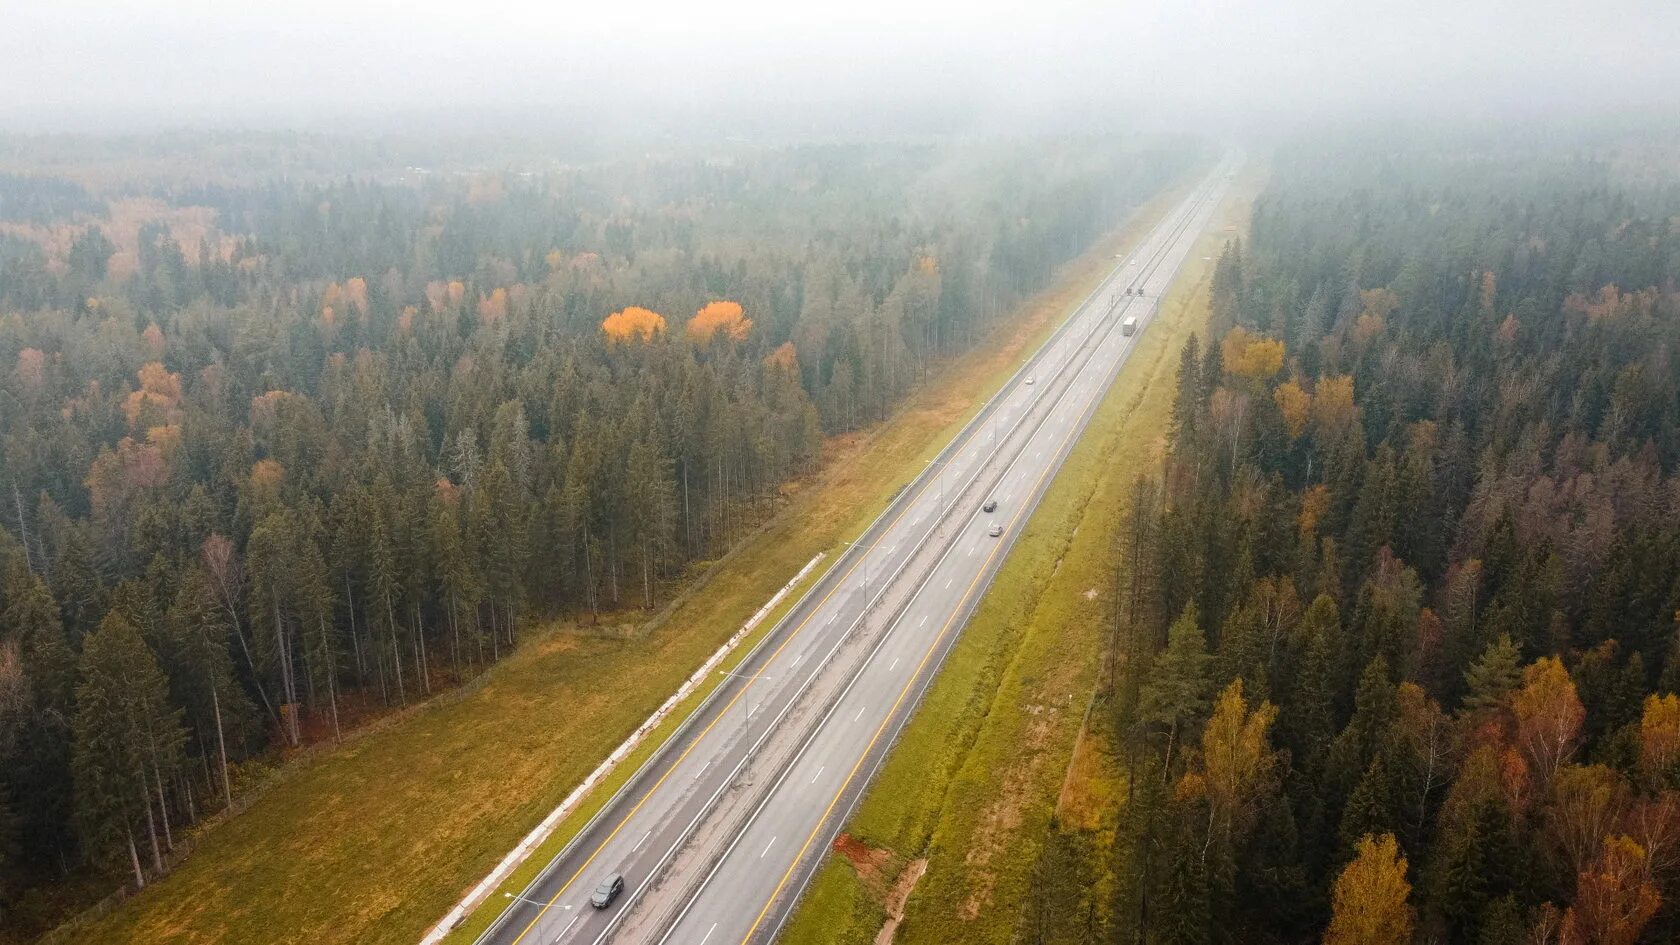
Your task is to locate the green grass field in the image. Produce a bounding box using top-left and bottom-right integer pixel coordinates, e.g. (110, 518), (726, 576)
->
(778, 169), (1260, 945)
(47, 180), (1197, 945)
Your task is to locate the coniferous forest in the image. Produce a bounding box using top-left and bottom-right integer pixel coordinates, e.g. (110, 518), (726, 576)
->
(11, 120), (1680, 945)
(0, 135), (1197, 925)
(1098, 133), (1680, 945)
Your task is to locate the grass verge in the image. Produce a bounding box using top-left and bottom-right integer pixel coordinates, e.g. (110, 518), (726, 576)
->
(51, 178), (1199, 945)
(777, 166), (1263, 945)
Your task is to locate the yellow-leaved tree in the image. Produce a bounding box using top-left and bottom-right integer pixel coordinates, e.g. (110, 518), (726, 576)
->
(1274, 379), (1311, 439)
(1312, 375), (1358, 437)
(1513, 656), (1585, 785)
(1639, 693), (1680, 782)
(1324, 833), (1414, 945)
(122, 361), (183, 428)
(1220, 325), (1285, 382)
(1200, 678), (1278, 851)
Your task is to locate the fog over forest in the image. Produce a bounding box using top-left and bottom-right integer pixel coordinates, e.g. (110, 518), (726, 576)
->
(9, 4), (1680, 945)
(4, 0), (1679, 133)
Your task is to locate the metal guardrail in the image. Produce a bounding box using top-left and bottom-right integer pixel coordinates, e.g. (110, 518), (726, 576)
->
(635, 226), (1175, 942)
(753, 164), (1234, 944)
(467, 167), (1218, 945)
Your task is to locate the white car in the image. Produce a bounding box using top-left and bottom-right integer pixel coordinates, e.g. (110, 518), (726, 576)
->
(1025, 376), (1035, 386)
(987, 523), (1003, 538)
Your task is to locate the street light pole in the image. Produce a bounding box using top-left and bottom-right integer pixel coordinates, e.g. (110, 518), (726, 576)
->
(840, 538), (871, 612)
(719, 668), (773, 786)
(503, 891), (556, 908)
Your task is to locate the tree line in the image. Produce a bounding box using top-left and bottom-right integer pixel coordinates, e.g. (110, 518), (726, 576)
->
(1027, 135), (1680, 945)
(0, 135), (1198, 928)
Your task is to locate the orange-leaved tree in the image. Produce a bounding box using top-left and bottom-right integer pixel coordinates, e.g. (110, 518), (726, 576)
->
(602, 306), (667, 344)
(1568, 835), (1661, 945)
(765, 342), (798, 372)
(687, 300), (752, 344)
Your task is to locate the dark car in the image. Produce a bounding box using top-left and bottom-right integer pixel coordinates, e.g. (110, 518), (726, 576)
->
(983, 499), (998, 513)
(590, 873), (625, 909)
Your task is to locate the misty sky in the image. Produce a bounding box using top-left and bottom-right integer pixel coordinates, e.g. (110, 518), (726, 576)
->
(4, 0), (1678, 129)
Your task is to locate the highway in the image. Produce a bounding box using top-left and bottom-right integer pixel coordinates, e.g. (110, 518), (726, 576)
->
(473, 157), (1234, 945)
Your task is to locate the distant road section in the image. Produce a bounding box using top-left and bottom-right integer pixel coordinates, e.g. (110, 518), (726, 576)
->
(473, 156), (1237, 945)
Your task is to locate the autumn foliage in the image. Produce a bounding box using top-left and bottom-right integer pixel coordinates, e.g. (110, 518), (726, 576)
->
(1200, 679), (1278, 844)
(1325, 834), (1414, 945)
(1311, 374), (1357, 436)
(1221, 326), (1285, 381)
(478, 287), (508, 324)
(1274, 379), (1311, 438)
(686, 300), (752, 344)
(765, 342), (799, 372)
(15, 347), (46, 391)
(1514, 656), (1586, 784)
(1566, 836), (1661, 945)
(121, 361), (183, 428)
(602, 306), (667, 344)
(85, 436), (170, 515)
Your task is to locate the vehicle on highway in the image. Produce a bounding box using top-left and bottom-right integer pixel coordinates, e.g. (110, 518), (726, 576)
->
(988, 523), (1003, 537)
(1121, 315), (1138, 336)
(1025, 376), (1035, 386)
(983, 499), (997, 513)
(590, 873), (625, 909)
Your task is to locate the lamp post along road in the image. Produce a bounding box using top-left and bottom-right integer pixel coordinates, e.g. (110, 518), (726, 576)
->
(718, 669), (773, 786)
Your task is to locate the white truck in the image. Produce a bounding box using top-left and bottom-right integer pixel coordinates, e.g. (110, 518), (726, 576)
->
(1121, 315), (1138, 336)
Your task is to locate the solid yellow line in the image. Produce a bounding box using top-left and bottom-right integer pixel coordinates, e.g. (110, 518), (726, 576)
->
(739, 173), (1223, 943)
(513, 183), (1175, 944)
(506, 428), (967, 943)
(737, 326), (1108, 944)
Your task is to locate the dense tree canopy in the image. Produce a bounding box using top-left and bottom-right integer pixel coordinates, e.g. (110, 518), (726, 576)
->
(0, 133), (1197, 927)
(1099, 134), (1680, 945)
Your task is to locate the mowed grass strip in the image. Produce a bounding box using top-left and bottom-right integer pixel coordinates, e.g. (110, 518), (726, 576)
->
(778, 171), (1260, 945)
(55, 181), (1195, 945)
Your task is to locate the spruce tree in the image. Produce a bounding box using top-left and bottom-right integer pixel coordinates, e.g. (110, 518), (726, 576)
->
(1462, 635), (1522, 714)
(1138, 606), (1212, 776)
(71, 612), (184, 887)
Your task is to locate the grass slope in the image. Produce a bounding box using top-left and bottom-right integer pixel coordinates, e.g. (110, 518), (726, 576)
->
(50, 180), (1195, 945)
(777, 169), (1260, 945)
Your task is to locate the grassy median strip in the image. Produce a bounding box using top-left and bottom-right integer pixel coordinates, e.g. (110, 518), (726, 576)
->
(777, 170), (1260, 945)
(53, 181), (1195, 945)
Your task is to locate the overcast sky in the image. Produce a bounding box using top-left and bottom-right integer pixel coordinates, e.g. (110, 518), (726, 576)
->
(4, 0), (1678, 131)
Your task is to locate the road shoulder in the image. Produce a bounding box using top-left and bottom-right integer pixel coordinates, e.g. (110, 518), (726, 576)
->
(776, 164), (1262, 945)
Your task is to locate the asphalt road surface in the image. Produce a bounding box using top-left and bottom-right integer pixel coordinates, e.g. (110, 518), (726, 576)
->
(474, 157), (1235, 945)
